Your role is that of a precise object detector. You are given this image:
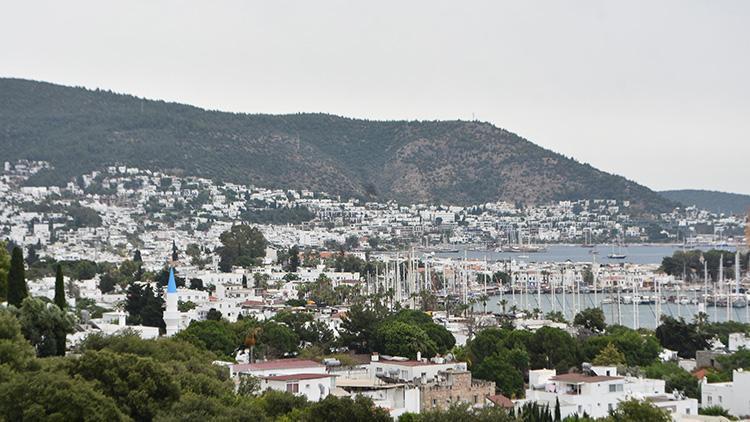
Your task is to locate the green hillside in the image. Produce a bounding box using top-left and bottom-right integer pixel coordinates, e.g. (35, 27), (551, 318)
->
(0, 78), (675, 212)
(660, 190), (750, 215)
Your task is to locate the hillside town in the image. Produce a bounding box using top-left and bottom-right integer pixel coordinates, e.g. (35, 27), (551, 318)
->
(2, 160), (745, 267)
(2, 159), (750, 420)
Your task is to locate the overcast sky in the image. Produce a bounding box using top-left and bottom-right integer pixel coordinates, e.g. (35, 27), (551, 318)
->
(2, 1), (748, 194)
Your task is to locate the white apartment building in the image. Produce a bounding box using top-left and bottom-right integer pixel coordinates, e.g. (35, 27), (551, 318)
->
(230, 359), (336, 402)
(702, 369), (750, 417)
(521, 367), (697, 419)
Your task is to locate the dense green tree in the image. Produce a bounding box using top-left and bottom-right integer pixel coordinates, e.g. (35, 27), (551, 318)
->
(338, 302), (386, 353)
(217, 225), (267, 272)
(206, 308), (223, 321)
(399, 403), (518, 421)
(655, 316), (710, 359)
(388, 309), (455, 354)
(172, 240), (179, 262)
(17, 297), (75, 357)
(7, 246), (28, 307)
(298, 395), (391, 422)
(715, 348), (750, 379)
(178, 300), (197, 312)
(176, 319), (239, 358)
(158, 391), (268, 422)
(259, 321), (299, 358)
(473, 348), (528, 398)
(573, 308), (606, 333)
(25, 246), (40, 266)
(592, 342), (626, 366)
(703, 321), (750, 346)
(607, 399), (670, 422)
(258, 390), (309, 418)
(644, 362), (700, 399)
(273, 311), (334, 351)
(0, 308), (37, 371)
(582, 326), (660, 367)
(54, 264), (66, 309)
(0, 241), (10, 300)
(125, 283), (165, 331)
(526, 326), (579, 372)
(372, 321), (438, 359)
(0, 369), (127, 421)
(287, 245), (301, 272)
(70, 349), (181, 420)
(699, 406), (734, 418)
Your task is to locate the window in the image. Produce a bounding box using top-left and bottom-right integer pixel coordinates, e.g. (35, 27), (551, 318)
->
(286, 382), (299, 393)
(432, 399), (437, 406)
(473, 395), (478, 404)
(707, 396), (712, 405)
(608, 384), (623, 392)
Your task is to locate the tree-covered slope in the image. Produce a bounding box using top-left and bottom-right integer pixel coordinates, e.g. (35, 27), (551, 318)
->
(660, 190), (750, 215)
(0, 78), (674, 212)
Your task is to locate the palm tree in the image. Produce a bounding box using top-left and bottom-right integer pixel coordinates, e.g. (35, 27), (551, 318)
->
(244, 326), (262, 364)
(499, 298), (508, 314)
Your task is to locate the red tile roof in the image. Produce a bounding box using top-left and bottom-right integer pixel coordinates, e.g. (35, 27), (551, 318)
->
(376, 359), (446, 367)
(487, 394), (514, 408)
(262, 373), (335, 381)
(233, 359), (323, 372)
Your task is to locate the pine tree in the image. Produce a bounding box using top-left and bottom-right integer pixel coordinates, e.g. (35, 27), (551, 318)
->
(593, 342), (626, 366)
(25, 246), (39, 266)
(7, 246), (28, 307)
(54, 264), (66, 309)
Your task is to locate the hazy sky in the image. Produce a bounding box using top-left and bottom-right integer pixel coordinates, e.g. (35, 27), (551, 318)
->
(2, 1), (749, 194)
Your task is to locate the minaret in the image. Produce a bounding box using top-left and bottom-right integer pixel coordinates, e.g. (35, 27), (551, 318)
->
(164, 268), (181, 336)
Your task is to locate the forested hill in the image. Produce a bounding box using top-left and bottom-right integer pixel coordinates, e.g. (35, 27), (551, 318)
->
(0, 78), (674, 212)
(660, 190), (750, 215)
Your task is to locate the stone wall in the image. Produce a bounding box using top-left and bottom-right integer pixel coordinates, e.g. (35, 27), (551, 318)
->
(419, 371), (495, 412)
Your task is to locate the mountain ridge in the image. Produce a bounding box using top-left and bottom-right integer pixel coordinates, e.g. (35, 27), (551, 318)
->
(0, 77), (675, 213)
(659, 189), (750, 215)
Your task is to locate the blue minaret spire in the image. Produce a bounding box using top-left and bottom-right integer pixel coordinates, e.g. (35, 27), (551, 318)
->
(167, 267), (177, 293)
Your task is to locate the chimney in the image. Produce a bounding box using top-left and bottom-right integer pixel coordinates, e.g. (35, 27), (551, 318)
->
(416, 351), (422, 362)
(371, 352), (379, 362)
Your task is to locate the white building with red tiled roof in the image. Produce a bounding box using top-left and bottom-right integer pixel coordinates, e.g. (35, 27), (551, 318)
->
(231, 359), (335, 402)
(520, 366), (697, 419)
(259, 373), (337, 402)
(367, 353), (467, 383)
(230, 358), (326, 378)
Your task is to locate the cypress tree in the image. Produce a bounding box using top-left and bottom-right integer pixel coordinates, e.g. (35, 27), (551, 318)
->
(7, 246), (28, 307)
(242, 274), (248, 289)
(54, 264), (66, 309)
(171, 241), (179, 262)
